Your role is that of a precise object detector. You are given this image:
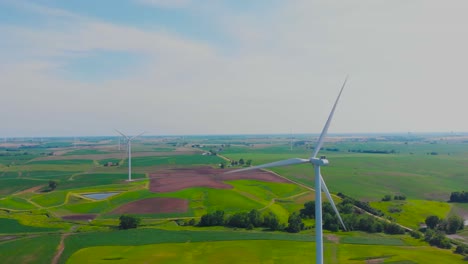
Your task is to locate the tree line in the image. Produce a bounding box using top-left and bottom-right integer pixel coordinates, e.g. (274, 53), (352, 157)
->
(198, 209), (283, 231)
(449, 191), (468, 203)
(196, 196), (405, 235)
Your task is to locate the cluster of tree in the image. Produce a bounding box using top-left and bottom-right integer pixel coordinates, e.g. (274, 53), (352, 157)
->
(426, 152), (438, 155)
(229, 159), (252, 167)
(422, 214), (465, 250)
(199, 210), (225, 226)
(119, 214), (141, 229)
(394, 195), (406, 200)
(455, 244), (468, 255)
(424, 229), (451, 249)
(425, 215), (464, 234)
(449, 191), (468, 203)
(337, 193), (384, 217)
(347, 149), (397, 154)
(44, 180), (58, 192)
(198, 210), (283, 231)
(286, 212), (304, 233)
(299, 200), (404, 234)
(381, 194), (407, 201)
(175, 218), (196, 226)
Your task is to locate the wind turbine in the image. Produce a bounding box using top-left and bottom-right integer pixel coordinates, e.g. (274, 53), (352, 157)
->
(226, 77), (348, 264)
(115, 129), (145, 181)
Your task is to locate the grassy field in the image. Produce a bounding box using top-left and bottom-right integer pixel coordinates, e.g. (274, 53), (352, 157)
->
(66, 239), (466, 264)
(0, 196), (36, 210)
(370, 200), (452, 229)
(0, 234), (61, 264)
(0, 218), (61, 233)
(60, 228), (315, 263)
(27, 159), (94, 165)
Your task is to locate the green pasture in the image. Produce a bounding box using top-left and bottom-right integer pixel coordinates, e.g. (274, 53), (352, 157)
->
(58, 173), (145, 190)
(0, 178), (47, 196)
(21, 170), (79, 180)
(158, 187), (264, 217)
(61, 199), (111, 214)
(232, 154), (468, 201)
(151, 147), (176, 152)
(0, 196), (36, 210)
(125, 155), (224, 167)
(370, 200), (451, 229)
(27, 159), (94, 165)
(338, 243), (465, 263)
(227, 180), (306, 201)
(31, 190), (68, 207)
(0, 234), (61, 264)
(0, 218), (61, 233)
(0, 171), (22, 178)
(64, 149), (111, 156)
(66, 238), (466, 264)
(68, 240), (313, 264)
(0, 154), (39, 165)
(0, 210), (71, 229)
(339, 232), (406, 246)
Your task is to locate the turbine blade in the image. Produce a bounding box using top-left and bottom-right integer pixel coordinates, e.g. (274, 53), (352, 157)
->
(114, 129), (129, 140)
(320, 174), (346, 231)
(130, 131), (145, 140)
(311, 76), (348, 158)
(224, 158), (309, 174)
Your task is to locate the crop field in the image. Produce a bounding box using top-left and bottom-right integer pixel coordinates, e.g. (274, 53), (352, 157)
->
(224, 145), (468, 201)
(1, 135), (468, 263)
(124, 155), (224, 167)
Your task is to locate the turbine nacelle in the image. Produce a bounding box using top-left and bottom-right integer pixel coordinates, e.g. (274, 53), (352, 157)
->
(310, 157), (329, 166)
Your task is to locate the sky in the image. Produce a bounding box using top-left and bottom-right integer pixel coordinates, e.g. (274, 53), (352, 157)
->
(2, 0), (468, 137)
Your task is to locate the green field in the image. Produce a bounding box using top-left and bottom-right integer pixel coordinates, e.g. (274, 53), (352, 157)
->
(27, 159), (94, 165)
(67, 239), (466, 264)
(0, 218), (61, 233)
(125, 155), (224, 167)
(61, 228), (314, 263)
(370, 200), (452, 229)
(0, 234), (61, 264)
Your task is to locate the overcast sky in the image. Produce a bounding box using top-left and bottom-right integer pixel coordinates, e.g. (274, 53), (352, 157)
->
(1, 0), (468, 137)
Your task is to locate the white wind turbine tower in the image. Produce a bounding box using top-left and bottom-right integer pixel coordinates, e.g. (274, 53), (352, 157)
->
(227, 78), (348, 264)
(115, 129), (145, 181)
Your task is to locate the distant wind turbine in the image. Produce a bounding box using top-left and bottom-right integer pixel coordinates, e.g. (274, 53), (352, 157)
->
(115, 129), (145, 181)
(226, 77), (348, 264)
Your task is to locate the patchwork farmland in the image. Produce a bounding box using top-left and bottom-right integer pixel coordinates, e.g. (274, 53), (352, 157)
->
(0, 134), (467, 263)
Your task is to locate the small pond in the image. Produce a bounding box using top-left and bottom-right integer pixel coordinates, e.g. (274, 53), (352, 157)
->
(82, 192), (119, 200)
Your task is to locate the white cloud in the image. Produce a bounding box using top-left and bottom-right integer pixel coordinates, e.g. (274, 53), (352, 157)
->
(2, 0), (468, 136)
